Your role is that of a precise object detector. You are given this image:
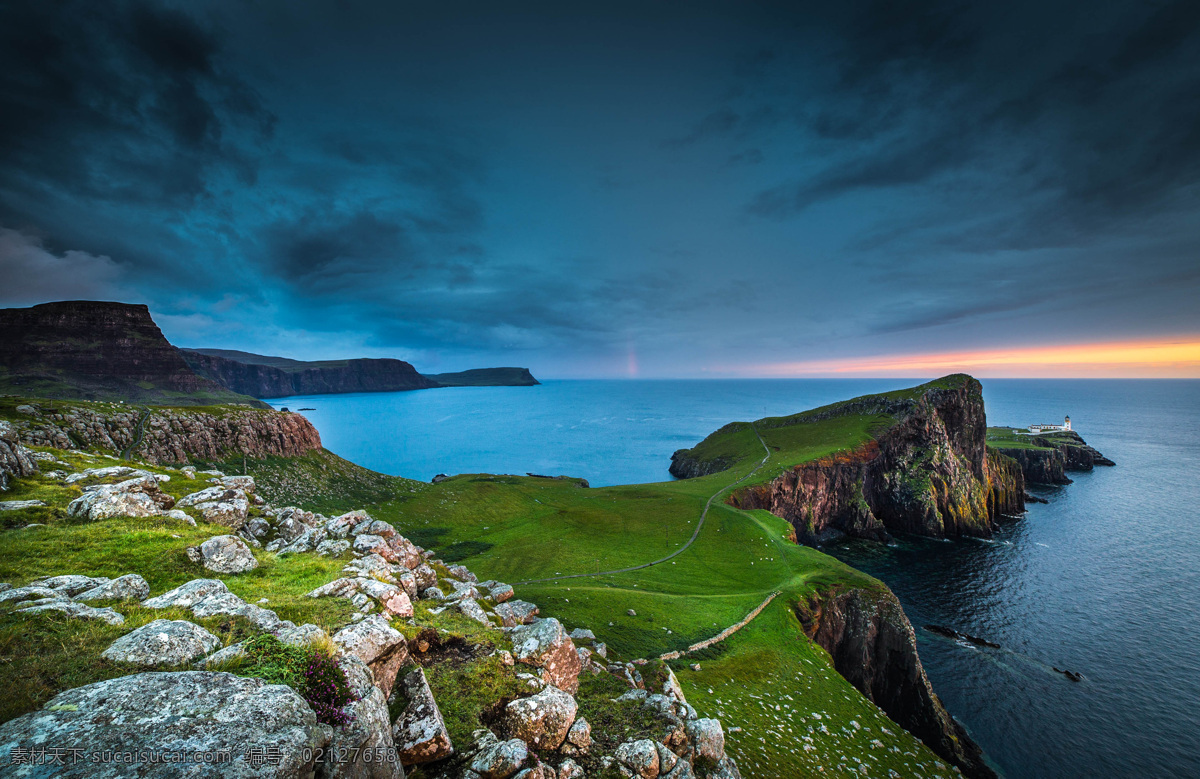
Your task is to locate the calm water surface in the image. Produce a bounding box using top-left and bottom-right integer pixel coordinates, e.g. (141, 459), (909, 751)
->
(269, 379), (1200, 778)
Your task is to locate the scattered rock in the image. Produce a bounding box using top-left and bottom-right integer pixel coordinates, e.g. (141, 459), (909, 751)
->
(0, 500), (45, 511)
(615, 739), (660, 778)
(15, 600), (125, 625)
(176, 486), (250, 529)
(509, 618), (582, 694)
(627, 609), (637, 617)
(500, 684), (578, 750)
(67, 476), (175, 521)
(466, 730), (528, 779)
(101, 619), (221, 666)
(0, 585), (65, 604)
(192, 534), (259, 574)
(323, 655), (404, 779)
(332, 615), (409, 698)
(76, 574), (150, 602)
(29, 574), (111, 596)
(494, 600), (539, 627)
(685, 718), (725, 763)
(317, 539), (351, 556)
(391, 666), (454, 765)
(0, 671), (332, 778)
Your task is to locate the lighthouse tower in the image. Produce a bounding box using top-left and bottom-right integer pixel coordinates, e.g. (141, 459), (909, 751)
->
(1064, 415), (1071, 431)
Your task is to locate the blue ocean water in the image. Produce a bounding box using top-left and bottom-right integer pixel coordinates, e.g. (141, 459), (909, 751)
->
(269, 379), (1200, 778)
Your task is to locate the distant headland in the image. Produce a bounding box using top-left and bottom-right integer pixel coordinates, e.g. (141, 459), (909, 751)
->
(0, 301), (539, 405)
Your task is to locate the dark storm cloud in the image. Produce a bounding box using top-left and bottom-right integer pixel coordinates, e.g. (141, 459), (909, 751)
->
(0, 1), (271, 211)
(1, 1), (1197, 374)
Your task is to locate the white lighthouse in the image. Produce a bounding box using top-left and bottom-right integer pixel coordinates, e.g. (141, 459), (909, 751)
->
(1064, 415), (1071, 431)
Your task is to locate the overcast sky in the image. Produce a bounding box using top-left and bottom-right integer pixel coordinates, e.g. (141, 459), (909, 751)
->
(2, 1), (1198, 377)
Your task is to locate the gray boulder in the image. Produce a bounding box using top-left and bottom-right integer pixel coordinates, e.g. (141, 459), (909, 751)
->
(0, 671), (331, 777)
(332, 615), (409, 698)
(15, 600), (125, 625)
(29, 574), (110, 596)
(494, 600), (539, 627)
(176, 486), (251, 529)
(67, 476), (175, 521)
(509, 618), (582, 694)
(500, 684), (577, 750)
(0, 500), (45, 511)
(143, 578), (230, 609)
(685, 719), (725, 763)
(466, 730), (528, 779)
(615, 739), (660, 778)
(317, 655), (404, 779)
(0, 585), (65, 604)
(193, 535), (259, 573)
(317, 539), (351, 556)
(101, 618), (221, 665)
(76, 574), (150, 602)
(391, 666), (453, 765)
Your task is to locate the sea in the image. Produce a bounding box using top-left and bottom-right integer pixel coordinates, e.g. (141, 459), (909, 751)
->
(266, 378), (1200, 778)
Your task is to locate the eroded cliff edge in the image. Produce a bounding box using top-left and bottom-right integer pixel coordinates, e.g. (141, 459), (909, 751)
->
(796, 586), (996, 779)
(674, 375), (1027, 543)
(987, 428), (1115, 485)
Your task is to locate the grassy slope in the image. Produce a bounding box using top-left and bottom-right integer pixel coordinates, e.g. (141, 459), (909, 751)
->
(0, 385), (959, 777)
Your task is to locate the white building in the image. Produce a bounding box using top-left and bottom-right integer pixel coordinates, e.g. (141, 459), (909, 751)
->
(1028, 416), (1071, 434)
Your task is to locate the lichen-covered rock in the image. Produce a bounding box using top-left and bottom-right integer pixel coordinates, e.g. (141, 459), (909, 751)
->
(308, 577), (360, 599)
(456, 597), (491, 626)
(391, 666), (453, 765)
(354, 534), (395, 561)
(684, 719), (725, 763)
(0, 585), (65, 604)
(317, 539), (352, 556)
(412, 564), (437, 592)
(67, 475), (176, 520)
(317, 655), (404, 779)
(176, 486), (250, 529)
(64, 465), (156, 484)
(29, 574), (110, 596)
(0, 421), (38, 492)
(494, 600), (539, 627)
(143, 578), (230, 609)
(509, 618), (581, 694)
(75, 574), (150, 602)
(466, 730), (528, 779)
(0, 671), (331, 777)
(0, 499), (45, 510)
(101, 618), (221, 665)
(15, 600), (125, 624)
(193, 534), (259, 573)
(143, 579), (292, 634)
(356, 578), (413, 617)
(446, 564), (477, 583)
(500, 685), (577, 750)
(565, 717), (591, 753)
(615, 739), (660, 778)
(332, 615), (409, 698)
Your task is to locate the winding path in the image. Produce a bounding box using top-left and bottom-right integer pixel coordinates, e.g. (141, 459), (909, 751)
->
(513, 424), (771, 585)
(120, 407), (151, 461)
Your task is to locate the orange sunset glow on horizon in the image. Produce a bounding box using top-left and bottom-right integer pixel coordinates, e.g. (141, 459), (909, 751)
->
(744, 337), (1200, 379)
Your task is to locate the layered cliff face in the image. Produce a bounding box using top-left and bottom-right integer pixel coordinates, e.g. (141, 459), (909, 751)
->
(718, 376), (1026, 543)
(183, 349), (437, 398)
(10, 401), (321, 465)
(0, 421), (38, 491)
(795, 586), (995, 779)
(987, 429), (1115, 485)
(0, 302), (261, 407)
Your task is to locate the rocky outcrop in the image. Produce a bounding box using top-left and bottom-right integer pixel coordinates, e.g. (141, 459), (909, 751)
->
(719, 375), (1026, 542)
(795, 586), (995, 779)
(990, 431), (1114, 485)
(423, 367), (540, 387)
(0, 671), (332, 777)
(0, 301), (261, 406)
(12, 402), (321, 465)
(0, 421), (38, 491)
(183, 349), (437, 398)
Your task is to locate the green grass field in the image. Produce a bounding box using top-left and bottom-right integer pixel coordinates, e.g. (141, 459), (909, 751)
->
(0, 384), (964, 777)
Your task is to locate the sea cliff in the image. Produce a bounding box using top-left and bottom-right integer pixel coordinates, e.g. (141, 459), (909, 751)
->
(183, 349), (437, 398)
(986, 428), (1115, 485)
(674, 375), (1026, 542)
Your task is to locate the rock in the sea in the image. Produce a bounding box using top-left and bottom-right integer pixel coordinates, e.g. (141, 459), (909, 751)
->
(15, 600), (125, 625)
(101, 618), (221, 665)
(509, 618), (581, 694)
(75, 573), (150, 602)
(494, 600), (539, 627)
(0, 671), (331, 777)
(500, 684), (578, 750)
(67, 476), (176, 521)
(391, 666), (453, 765)
(193, 534), (259, 573)
(332, 615), (409, 698)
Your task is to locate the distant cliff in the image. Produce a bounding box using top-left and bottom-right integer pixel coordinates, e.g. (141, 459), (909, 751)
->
(182, 349), (437, 398)
(987, 429), (1115, 485)
(0, 301), (263, 407)
(673, 375), (1026, 542)
(424, 367), (539, 387)
(9, 400), (321, 465)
